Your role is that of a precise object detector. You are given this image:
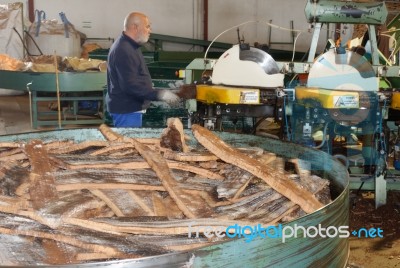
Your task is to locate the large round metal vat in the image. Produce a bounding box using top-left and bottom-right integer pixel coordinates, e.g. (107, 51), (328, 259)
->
(0, 128), (349, 267)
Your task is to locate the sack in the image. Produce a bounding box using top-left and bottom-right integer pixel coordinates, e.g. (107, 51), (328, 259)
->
(0, 3), (24, 59)
(26, 10), (81, 57)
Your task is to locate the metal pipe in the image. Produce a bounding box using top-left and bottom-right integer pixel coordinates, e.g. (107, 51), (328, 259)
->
(54, 52), (62, 129)
(26, 82), (33, 129)
(283, 88), (295, 101)
(28, 0), (34, 23)
(203, 0), (208, 41)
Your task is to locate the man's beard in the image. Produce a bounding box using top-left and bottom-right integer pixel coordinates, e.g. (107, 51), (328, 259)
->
(137, 34), (149, 45)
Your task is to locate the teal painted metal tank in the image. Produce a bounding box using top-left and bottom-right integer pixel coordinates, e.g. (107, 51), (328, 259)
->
(0, 70), (106, 92)
(0, 128), (349, 267)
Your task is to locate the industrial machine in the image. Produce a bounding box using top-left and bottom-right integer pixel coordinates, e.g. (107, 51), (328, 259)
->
(287, 0), (399, 209)
(290, 49), (381, 168)
(185, 0), (399, 207)
(193, 44), (284, 132)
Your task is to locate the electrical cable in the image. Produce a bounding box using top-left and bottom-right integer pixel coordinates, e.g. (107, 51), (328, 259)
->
(203, 20), (305, 63)
(356, 181), (365, 196)
(313, 121), (330, 149)
(204, 20), (257, 62)
(291, 31), (303, 62)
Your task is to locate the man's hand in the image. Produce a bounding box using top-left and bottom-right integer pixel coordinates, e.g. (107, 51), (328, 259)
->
(176, 84), (197, 99)
(158, 90), (181, 105)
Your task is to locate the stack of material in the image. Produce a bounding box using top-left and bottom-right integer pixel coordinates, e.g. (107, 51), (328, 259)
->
(63, 57), (107, 72)
(26, 55), (106, 72)
(0, 54), (106, 73)
(0, 120), (330, 265)
(0, 54), (26, 71)
(25, 55), (62, 72)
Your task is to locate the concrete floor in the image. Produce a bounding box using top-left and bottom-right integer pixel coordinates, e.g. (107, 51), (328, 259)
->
(0, 93), (98, 135)
(0, 94), (33, 135)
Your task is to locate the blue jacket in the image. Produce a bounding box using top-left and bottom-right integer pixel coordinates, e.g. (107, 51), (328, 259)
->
(106, 32), (159, 114)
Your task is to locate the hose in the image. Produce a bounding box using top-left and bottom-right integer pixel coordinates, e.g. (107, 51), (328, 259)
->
(203, 20), (304, 62)
(333, 154), (349, 168)
(313, 121), (330, 149)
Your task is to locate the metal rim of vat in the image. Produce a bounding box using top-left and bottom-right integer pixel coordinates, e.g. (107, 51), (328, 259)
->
(0, 128), (349, 268)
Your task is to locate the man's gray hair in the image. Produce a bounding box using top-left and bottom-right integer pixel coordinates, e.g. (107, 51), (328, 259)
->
(123, 12), (145, 31)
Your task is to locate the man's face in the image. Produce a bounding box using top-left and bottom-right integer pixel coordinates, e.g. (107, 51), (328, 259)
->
(136, 17), (151, 44)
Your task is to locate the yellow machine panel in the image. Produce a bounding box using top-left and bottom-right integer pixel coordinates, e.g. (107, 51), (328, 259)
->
(295, 86), (360, 109)
(196, 84), (260, 104)
(391, 92), (400, 110)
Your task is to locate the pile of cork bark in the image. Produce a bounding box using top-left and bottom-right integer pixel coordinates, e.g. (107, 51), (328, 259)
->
(0, 119), (330, 265)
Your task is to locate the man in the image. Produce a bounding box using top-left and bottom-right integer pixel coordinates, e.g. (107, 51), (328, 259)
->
(106, 12), (180, 127)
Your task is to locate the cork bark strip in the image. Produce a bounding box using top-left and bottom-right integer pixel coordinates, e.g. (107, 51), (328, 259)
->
(89, 189), (125, 217)
(66, 160), (223, 180)
(98, 124), (197, 219)
(191, 124), (323, 214)
(0, 226), (120, 255)
(0, 142), (21, 148)
(166, 117), (189, 153)
(24, 140), (59, 210)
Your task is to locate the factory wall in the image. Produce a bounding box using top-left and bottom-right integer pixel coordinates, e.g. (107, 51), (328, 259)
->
(31, 0), (203, 50)
(206, 0), (331, 53)
(2, 0), (336, 54)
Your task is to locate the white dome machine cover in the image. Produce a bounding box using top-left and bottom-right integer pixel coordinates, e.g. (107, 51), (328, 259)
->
(211, 44), (284, 88)
(307, 49), (378, 92)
